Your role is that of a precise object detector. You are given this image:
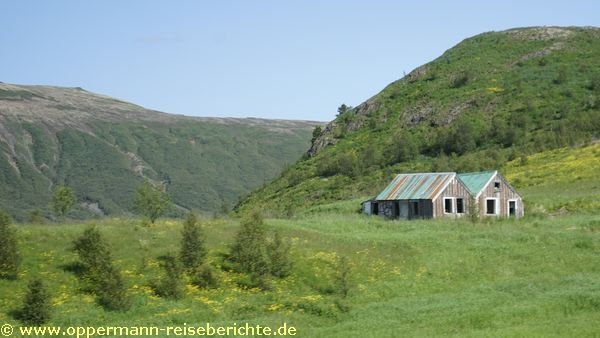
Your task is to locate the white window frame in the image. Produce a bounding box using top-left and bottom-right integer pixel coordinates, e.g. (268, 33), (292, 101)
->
(455, 198), (465, 214)
(485, 197), (499, 216)
(507, 199), (518, 217)
(443, 197), (455, 214)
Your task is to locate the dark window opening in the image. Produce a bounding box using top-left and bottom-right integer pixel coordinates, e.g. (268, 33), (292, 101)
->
(494, 182), (501, 189)
(508, 201), (516, 216)
(456, 198), (465, 213)
(486, 199), (496, 214)
(444, 198), (453, 213)
(411, 201), (419, 215)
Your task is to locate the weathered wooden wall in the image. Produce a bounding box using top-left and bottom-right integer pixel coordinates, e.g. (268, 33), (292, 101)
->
(477, 173), (524, 218)
(433, 177), (472, 218)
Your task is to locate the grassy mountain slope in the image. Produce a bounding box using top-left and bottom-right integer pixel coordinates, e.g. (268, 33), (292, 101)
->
(0, 83), (320, 220)
(238, 26), (600, 215)
(1, 144), (598, 336)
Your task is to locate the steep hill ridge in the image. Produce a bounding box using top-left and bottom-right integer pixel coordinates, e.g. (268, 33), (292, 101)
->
(0, 83), (321, 220)
(238, 26), (600, 215)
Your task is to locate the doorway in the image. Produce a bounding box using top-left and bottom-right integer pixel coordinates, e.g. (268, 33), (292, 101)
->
(410, 201), (419, 219)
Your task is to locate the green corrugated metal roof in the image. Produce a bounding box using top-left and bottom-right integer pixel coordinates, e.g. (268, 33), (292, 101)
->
(457, 171), (496, 195)
(376, 173), (455, 200)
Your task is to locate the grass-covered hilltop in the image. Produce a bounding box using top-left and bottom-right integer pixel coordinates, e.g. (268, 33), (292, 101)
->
(237, 26), (600, 216)
(0, 83), (321, 220)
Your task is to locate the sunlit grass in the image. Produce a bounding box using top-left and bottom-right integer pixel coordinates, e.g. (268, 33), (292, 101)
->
(1, 145), (599, 336)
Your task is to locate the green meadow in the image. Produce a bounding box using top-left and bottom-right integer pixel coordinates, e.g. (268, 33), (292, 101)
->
(1, 144), (599, 337)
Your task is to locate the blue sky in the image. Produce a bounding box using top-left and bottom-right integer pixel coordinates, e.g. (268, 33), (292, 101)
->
(1, 1), (598, 121)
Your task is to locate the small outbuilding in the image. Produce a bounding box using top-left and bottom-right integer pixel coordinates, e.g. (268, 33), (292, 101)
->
(363, 171), (523, 220)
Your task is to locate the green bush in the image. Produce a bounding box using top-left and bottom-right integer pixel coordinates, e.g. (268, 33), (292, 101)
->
(52, 185), (75, 218)
(72, 226), (112, 287)
(72, 226), (130, 310)
(192, 264), (219, 289)
(96, 266), (131, 311)
(229, 211), (270, 280)
(27, 209), (46, 224)
(268, 230), (292, 278)
(20, 278), (51, 325)
(449, 71), (470, 88)
(133, 181), (171, 224)
(154, 254), (185, 299)
(0, 210), (21, 279)
(180, 212), (207, 273)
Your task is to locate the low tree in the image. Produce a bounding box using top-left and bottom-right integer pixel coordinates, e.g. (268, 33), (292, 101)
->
(337, 104), (351, 116)
(72, 226), (112, 286)
(229, 211), (270, 279)
(268, 230), (292, 278)
(134, 181), (171, 224)
(0, 210), (21, 279)
(72, 226), (130, 310)
(154, 254), (184, 299)
(180, 212), (207, 273)
(311, 125), (322, 143)
(96, 266), (131, 311)
(20, 278), (51, 325)
(52, 185), (75, 218)
(385, 131), (418, 165)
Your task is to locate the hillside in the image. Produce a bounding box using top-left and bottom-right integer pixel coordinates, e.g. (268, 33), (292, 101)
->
(237, 26), (600, 215)
(1, 144), (598, 336)
(0, 83), (321, 220)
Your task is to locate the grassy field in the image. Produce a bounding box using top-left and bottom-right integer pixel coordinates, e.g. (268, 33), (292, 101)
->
(1, 145), (599, 337)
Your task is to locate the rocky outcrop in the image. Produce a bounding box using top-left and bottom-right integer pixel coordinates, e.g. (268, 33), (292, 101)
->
(307, 98), (380, 156)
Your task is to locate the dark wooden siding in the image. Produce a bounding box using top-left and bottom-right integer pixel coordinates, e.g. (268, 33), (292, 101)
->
(377, 200), (433, 220)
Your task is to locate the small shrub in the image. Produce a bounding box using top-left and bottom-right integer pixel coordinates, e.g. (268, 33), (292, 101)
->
(268, 231), (292, 278)
(553, 66), (568, 84)
(20, 278), (51, 325)
(0, 211), (21, 279)
(449, 71), (470, 88)
(311, 126), (322, 143)
(468, 196), (479, 224)
(192, 264), (219, 289)
(154, 254), (185, 299)
(180, 212), (207, 273)
(97, 266), (131, 311)
(334, 298), (351, 313)
(27, 209), (46, 224)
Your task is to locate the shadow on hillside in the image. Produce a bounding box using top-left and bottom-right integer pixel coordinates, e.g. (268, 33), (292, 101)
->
(59, 262), (86, 277)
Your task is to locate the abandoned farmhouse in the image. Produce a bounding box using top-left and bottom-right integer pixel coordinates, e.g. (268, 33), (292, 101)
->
(361, 171), (523, 220)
